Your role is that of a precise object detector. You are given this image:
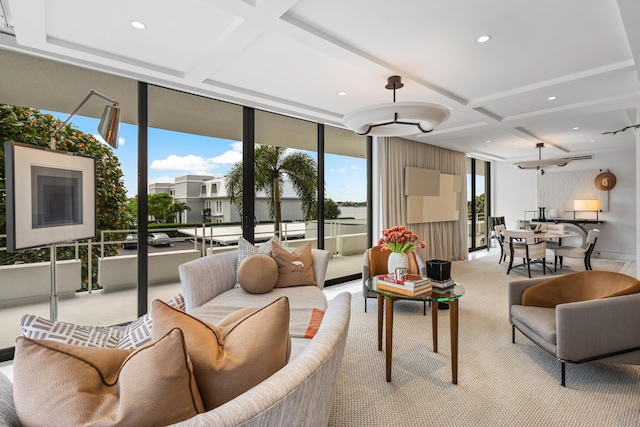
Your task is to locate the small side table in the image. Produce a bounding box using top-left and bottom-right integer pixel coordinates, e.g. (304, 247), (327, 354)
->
(365, 277), (465, 384)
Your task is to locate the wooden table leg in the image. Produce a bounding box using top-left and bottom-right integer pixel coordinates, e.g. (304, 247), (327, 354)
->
(385, 296), (394, 382)
(449, 299), (459, 384)
(431, 298), (438, 353)
(377, 294), (383, 351)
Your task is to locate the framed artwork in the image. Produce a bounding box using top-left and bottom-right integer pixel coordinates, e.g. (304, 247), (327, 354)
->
(5, 141), (96, 252)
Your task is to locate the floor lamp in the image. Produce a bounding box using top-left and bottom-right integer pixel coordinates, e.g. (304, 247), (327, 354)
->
(48, 90), (120, 321)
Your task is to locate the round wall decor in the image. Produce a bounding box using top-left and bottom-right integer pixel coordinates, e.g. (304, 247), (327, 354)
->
(595, 171), (617, 191)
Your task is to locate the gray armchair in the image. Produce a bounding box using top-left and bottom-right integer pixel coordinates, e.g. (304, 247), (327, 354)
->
(362, 247), (427, 313)
(508, 271), (640, 386)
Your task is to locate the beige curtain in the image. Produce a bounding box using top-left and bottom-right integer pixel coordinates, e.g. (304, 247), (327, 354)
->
(379, 137), (468, 261)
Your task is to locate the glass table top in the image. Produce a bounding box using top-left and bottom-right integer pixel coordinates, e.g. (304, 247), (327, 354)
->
(366, 277), (465, 302)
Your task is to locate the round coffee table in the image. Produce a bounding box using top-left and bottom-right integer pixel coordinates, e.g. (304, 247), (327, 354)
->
(365, 277), (465, 384)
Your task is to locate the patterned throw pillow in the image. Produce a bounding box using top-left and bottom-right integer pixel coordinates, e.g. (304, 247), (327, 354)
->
(234, 236), (279, 288)
(20, 316), (125, 348)
(20, 294), (186, 350)
(116, 293), (185, 349)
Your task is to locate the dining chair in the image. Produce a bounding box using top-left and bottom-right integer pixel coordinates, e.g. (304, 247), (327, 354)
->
(543, 223), (565, 250)
(494, 224), (507, 264)
(488, 216), (506, 250)
(503, 229), (548, 278)
(553, 229), (601, 272)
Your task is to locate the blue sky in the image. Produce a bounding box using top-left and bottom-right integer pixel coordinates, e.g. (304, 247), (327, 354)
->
(49, 112), (366, 202)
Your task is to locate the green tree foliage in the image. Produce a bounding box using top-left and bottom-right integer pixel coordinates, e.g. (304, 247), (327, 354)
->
(467, 193), (486, 220)
(0, 104), (128, 290)
(148, 193), (173, 222)
(310, 198), (341, 220)
(226, 145), (317, 235)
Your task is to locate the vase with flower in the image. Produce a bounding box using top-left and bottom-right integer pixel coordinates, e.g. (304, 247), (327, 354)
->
(378, 225), (426, 274)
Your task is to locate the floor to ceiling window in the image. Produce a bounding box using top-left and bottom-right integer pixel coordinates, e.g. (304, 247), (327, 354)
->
(324, 125), (368, 282)
(468, 157), (490, 251)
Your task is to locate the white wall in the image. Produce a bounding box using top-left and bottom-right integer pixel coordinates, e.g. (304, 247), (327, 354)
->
(493, 161), (538, 229)
(494, 147), (636, 260)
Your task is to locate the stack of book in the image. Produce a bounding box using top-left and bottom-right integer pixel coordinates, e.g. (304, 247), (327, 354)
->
(376, 274), (432, 296)
(431, 278), (455, 294)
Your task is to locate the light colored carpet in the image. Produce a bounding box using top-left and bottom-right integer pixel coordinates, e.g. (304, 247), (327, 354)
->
(328, 254), (640, 426)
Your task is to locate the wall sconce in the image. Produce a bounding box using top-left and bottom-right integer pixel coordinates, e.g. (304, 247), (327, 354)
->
(574, 199), (601, 221)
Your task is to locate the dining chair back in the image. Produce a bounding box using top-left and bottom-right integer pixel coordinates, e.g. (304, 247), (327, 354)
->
(503, 229), (547, 278)
(553, 229), (601, 271)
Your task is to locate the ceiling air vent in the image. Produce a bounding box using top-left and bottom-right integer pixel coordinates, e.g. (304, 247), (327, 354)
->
(566, 155), (593, 161)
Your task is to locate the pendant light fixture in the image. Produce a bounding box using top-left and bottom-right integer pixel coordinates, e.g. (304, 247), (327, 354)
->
(513, 143), (571, 170)
(343, 76), (451, 137)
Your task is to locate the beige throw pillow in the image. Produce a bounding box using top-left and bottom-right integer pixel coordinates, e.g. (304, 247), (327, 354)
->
(13, 328), (204, 427)
(151, 296), (291, 410)
(272, 241), (316, 287)
(238, 253), (279, 294)
(235, 236), (279, 287)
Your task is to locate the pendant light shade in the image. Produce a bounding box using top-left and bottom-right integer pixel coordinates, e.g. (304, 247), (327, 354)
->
(513, 143), (571, 170)
(343, 76), (451, 136)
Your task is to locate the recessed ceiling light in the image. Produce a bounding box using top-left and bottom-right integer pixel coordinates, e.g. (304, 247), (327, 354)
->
(338, 92), (347, 96)
(485, 140), (491, 143)
(513, 149), (518, 152)
(590, 139), (596, 142)
(131, 21), (146, 30)
(573, 127), (580, 130)
(547, 96), (557, 101)
(477, 35), (491, 43)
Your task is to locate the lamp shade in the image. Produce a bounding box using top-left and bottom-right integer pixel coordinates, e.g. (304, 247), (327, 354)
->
(574, 199), (600, 211)
(343, 102), (451, 136)
(98, 104), (121, 149)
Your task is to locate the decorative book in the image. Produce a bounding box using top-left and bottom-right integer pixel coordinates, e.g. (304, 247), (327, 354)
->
(377, 274), (431, 289)
(376, 281), (432, 297)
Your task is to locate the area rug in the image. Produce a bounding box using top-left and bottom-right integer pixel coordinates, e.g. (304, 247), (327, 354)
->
(328, 254), (640, 426)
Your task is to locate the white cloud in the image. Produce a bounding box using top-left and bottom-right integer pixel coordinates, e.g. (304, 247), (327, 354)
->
(211, 150), (242, 164)
(151, 154), (212, 171)
(351, 165), (358, 169)
(329, 169), (336, 173)
(337, 168), (347, 173)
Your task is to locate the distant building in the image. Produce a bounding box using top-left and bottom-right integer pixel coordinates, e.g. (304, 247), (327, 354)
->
(150, 174), (305, 224)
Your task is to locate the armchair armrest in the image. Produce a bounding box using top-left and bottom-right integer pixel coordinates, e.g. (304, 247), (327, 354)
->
(556, 293), (640, 362)
(311, 249), (331, 289)
(179, 251), (238, 311)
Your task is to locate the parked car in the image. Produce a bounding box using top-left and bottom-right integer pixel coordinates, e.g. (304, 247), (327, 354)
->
(121, 234), (138, 249)
(148, 232), (172, 247)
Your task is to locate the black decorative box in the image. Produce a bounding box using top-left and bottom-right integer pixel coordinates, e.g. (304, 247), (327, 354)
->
(426, 259), (451, 281)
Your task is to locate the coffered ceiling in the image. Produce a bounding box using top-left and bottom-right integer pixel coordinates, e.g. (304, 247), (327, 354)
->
(1, 0), (639, 162)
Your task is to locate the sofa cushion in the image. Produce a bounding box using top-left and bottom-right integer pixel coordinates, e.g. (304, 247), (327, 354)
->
(190, 286), (327, 339)
(522, 271), (640, 308)
(13, 328), (204, 427)
(151, 296), (291, 411)
(272, 241), (316, 287)
(238, 253), (278, 294)
(235, 236), (279, 288)
(511, 305), (557, 344)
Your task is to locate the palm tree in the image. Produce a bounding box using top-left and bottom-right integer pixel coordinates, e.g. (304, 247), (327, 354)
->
(226, 145), (317, 236)
(166, 201), (191, 223)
